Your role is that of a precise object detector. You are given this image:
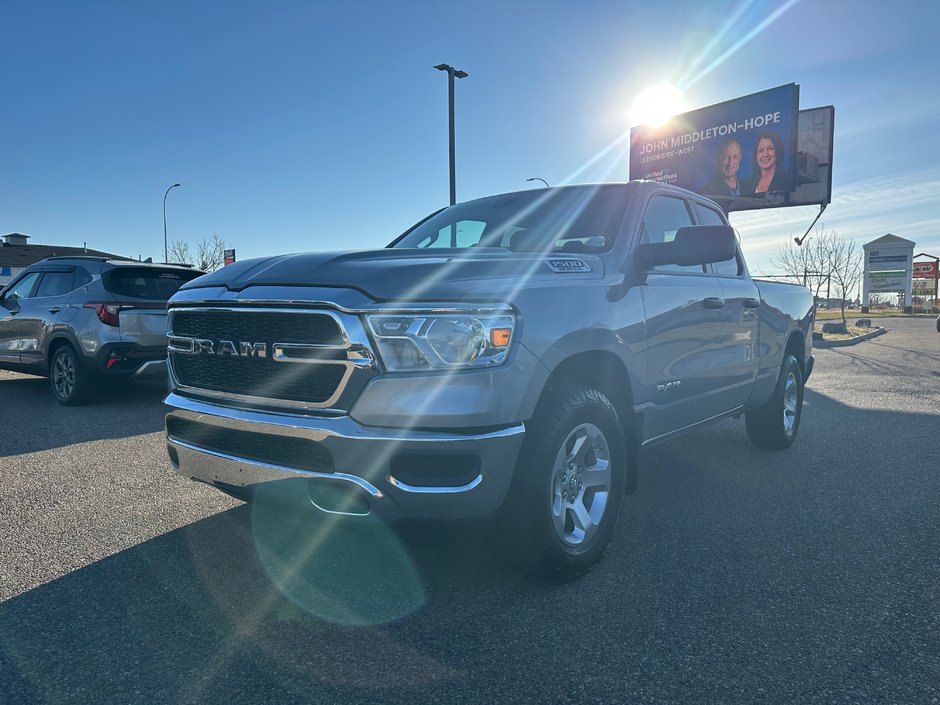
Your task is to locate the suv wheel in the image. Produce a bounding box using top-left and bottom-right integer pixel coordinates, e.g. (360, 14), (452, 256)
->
(501, 384), (627, 578)
(745, 354), (803, 449)
(50, 345), (92, 406)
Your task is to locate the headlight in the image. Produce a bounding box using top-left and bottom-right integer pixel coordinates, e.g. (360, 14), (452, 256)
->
(366, 310), (515, 371)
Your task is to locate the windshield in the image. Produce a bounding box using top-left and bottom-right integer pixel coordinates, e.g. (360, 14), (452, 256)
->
(390, 185), (629, 254)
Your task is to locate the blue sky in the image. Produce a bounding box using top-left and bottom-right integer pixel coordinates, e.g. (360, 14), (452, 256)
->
(2, 0), (939, 274)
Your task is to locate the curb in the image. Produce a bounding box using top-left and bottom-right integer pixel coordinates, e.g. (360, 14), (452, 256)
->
(814, 327), (886, 348)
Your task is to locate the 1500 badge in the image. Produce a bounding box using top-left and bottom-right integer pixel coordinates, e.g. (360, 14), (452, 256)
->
(545, 258), (591, 273)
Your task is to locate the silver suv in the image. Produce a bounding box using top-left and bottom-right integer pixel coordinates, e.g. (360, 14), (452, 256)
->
(0, 256), (204, 404)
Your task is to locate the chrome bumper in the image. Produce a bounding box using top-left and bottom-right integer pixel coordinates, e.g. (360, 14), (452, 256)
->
(164, 392), (525, 522)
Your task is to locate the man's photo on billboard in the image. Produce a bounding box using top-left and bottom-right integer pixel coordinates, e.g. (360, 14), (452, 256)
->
(741, 130), (789, 196)
(700, 138), (743, 198)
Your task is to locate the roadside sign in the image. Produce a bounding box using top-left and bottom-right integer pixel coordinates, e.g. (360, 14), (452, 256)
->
(224, 249), (236, 266)
(913, 261), (937, 278)
(867, 270), (907, 293)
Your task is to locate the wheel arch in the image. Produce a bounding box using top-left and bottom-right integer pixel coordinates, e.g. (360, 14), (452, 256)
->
(46, 331), (82, 369)
(535, 348), (641, 494)
(783, 329), (806, 377)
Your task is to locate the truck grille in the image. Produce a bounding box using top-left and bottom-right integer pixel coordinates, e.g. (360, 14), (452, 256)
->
(168, 308), (355, 407)
(171, 310), (344, 346)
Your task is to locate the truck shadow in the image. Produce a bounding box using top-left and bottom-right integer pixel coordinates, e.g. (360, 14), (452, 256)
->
(0, 503), (529, 703)
(1, 389), (938, 704)
(0, 374), (166, 457)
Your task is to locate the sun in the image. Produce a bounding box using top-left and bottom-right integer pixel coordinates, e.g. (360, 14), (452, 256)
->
(629, 83), (687, 128)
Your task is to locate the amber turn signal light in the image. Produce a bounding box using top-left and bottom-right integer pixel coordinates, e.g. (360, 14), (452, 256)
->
(490, 328), (512, 348)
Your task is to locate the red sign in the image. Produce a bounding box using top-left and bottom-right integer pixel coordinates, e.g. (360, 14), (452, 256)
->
(223, 249), (236, 266)
(913, 261), (937, 278)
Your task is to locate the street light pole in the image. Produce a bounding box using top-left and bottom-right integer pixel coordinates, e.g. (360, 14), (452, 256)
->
(163, 183), (181, 262)
(526, 177), (550, 188)
(434, 64), (468, 206)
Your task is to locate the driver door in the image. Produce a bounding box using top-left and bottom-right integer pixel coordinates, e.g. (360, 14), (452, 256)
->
(638, 195), (729, 441)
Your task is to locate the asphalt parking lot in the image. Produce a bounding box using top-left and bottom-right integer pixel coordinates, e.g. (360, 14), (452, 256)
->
(1, 317), (937, 705)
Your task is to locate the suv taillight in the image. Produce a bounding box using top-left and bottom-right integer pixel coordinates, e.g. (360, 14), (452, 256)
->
(84, 303), (123, 327)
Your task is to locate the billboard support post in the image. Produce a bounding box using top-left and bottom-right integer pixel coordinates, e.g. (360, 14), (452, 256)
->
(795, 203), (827, 246)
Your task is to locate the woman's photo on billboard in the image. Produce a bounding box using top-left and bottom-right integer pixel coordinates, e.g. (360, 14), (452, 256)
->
(742, 130), (788, 196)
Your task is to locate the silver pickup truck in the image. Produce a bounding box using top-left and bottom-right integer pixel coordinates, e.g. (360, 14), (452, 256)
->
(164, 181), (814, 575)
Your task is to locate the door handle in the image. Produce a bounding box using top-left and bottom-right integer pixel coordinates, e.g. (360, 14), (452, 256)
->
(743, 298), (761, 309)
(703, 297), (725, 309)
(48, 306), (62, 314)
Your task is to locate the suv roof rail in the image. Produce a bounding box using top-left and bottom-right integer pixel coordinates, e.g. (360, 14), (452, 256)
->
(41, 255), (112, 262)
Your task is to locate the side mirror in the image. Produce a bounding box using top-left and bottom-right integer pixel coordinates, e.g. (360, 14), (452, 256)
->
(635, 225), (737, 270)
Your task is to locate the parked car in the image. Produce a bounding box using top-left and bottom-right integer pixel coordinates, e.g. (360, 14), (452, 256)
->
(163, 182), (815, 576)
(0, 257), (204, 404)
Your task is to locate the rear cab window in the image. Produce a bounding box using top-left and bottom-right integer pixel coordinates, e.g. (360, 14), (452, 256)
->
(102, 267), (203, 300)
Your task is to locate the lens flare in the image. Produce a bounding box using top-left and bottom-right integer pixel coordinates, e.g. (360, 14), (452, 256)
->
(629, 83), (687, 128)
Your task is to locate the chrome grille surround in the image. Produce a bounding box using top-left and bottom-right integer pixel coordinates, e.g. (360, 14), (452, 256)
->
(167, 306), (376, 412)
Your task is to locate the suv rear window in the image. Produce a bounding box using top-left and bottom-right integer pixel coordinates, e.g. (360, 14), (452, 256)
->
(102, 267), (202, 300)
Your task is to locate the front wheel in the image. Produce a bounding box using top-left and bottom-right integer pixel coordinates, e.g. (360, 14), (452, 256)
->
(500, 384), (628, 578)
(745, 354), (803, 449)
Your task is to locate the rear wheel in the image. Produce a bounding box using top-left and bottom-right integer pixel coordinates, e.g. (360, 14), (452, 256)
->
(745, 354), (803, 449)
(50, 345), (92, 406)
(501, 384), (627, 578)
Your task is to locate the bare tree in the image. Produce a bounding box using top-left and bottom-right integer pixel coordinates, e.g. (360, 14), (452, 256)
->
(167, 239), (192, 265)
(771, 224), (833, 301)
(827, 236), (862, 325)
(195, 233), (227, 272)
(166, 233), (229, 272)
(772, 226), (862, 325)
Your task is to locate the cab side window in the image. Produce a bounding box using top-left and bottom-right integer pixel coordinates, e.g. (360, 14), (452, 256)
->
(3, 272), (41, 302)
(693, 202), (741, 277)
(639, 196), (703, 274)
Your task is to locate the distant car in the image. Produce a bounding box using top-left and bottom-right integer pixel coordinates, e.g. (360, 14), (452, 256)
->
(0, 257), (204, 404)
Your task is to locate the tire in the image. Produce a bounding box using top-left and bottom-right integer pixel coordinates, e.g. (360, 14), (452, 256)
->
(500, 384), (628, 578)
(745, 354), (803, 449)
(49, 345), (92, 406)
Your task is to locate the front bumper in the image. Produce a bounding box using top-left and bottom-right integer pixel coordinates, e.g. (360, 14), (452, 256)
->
(164, 392), (525, 522)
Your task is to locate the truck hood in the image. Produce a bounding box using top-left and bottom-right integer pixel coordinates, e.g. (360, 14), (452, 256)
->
(181, 248), (606, 301)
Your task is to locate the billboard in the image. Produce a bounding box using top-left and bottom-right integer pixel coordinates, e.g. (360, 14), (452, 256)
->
(913, 261), (937, 278)
(630, 84), (800, 212)
(223, 249), (236, 266)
